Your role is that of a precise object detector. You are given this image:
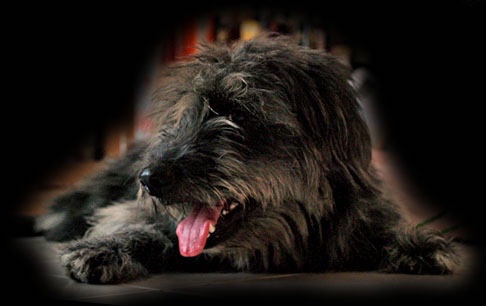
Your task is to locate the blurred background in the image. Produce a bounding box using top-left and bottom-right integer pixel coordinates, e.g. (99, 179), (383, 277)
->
(6, 2), (485, 244)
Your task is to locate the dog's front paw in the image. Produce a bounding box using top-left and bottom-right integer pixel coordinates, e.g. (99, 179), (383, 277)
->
(383, 228), (460, 275)
(59, 240), (148, 284)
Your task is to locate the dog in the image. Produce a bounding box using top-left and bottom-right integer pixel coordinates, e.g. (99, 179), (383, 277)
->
(35, 33), (459, 284)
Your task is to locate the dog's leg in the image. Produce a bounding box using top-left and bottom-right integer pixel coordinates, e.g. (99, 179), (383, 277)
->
(380, 226), (459, 274)
(35, 141), (148, 242)
(58, 200), (178, 283)
(59, 222), (177, 284)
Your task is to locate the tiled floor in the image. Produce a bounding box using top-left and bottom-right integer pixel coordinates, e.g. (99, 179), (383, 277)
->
(10, 236), (483, 305)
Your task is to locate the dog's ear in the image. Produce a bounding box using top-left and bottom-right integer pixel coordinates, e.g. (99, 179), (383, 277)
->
(304, 52), (371, 161)
(293, 50), (375, 190)
(246, 34), (372, 173)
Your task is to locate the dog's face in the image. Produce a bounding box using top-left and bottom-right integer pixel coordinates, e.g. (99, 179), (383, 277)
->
(137, 34), (372, 260)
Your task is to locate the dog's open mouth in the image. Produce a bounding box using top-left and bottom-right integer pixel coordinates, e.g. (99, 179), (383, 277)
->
(175, 198), (248, 257)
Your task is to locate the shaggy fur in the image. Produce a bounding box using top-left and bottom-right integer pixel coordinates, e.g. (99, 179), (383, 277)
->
(35, 33), (458, 284)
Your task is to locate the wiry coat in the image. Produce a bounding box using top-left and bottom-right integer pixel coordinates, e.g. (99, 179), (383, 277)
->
(35, 34), (458, 284)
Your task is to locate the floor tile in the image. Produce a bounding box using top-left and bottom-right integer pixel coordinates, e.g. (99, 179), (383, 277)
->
(41, 275), (158, 300)
(125, 272), (272, 290)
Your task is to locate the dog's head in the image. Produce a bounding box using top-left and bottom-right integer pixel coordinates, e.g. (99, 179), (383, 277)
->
(137, 33), (373, 261)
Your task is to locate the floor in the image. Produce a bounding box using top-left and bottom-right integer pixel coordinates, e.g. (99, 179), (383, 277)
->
(8, 236), (483, 305)
(9, 149), (484, 304)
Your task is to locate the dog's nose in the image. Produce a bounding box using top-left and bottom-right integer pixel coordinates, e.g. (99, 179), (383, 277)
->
(139, 168), (154, 194)
(139, 167), (166, 198)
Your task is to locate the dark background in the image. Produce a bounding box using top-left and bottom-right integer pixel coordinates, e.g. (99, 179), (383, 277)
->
(7, 1), (485, 234)
(4, 0), (486, 302)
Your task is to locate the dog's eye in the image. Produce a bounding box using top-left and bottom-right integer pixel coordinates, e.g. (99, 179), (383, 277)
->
(204, 96), (246, 122)
(228, 109), (246, 122)
(206, 98), (231, 118)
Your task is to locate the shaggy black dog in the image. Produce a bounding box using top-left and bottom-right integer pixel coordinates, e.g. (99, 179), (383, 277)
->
(35, 33), (458, 284)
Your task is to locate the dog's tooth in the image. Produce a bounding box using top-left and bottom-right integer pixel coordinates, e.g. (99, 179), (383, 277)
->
(209, 224), (216, 233)
(229, 203), (237, 210)
(222, 210), (229, 215)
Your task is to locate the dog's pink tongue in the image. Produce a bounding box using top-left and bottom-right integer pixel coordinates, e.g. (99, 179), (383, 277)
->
(176, 203), (223, 257)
